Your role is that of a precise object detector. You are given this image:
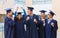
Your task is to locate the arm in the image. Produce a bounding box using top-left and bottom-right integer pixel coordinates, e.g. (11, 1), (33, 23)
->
(5, 17), (15, 27)
(14, 11), (17, 17)
(14, 7), (19, 17)
(23, 9), (26, 17)
(52, 20), (58, 31)
(54, 20), (58, 31)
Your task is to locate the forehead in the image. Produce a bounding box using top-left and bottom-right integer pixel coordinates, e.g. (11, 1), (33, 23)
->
(47, 14), (51, 16)
(9, 10), (12, 12)
(41, 13), (45, 14)
(27, 9), (31, 11)
(17, 14), (22, 16)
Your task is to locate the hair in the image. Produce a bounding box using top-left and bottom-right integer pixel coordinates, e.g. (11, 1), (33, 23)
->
(6, 10), (12, 14)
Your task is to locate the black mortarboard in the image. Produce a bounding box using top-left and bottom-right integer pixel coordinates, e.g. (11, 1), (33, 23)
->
(6, 8), (12, 13)
(17, 12), (22, 15)
(49, 10), (55, 16)
(40, 10), (46, 13)
(27, 7), (34, 11)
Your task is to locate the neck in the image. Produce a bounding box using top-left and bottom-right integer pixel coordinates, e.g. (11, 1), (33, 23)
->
(30, 14), (33, 16)
(41, 17), (45, 19)
(48, 18), (53, 20)
(29, 13), (33, 16)
(7, 15), (12, 18)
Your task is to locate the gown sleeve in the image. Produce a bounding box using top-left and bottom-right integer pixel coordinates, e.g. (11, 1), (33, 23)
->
(5, 17), (15, 27)
(54, 20), (58, 31)
(52, 20), (58, 31)
(23, 9), (26, 17)
(14, 11), (17, 17)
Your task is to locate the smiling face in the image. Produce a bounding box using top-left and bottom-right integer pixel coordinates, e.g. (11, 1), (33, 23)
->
(40, 13), (46, 18)
(27, 10), (33, 15)
(8, 11), (13, 17)
(47, 14), (53, 19)
(17, 15), (23, 20)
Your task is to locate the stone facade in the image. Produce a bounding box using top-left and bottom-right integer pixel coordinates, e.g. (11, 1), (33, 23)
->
(0, 14), (6, 22)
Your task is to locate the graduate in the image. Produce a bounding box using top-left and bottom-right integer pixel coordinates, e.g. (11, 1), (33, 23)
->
(38, 10), (47, 38)
(46, 10), (58, 38)
(14, 7), (26, 17)
(4, 8), (15, 38)
(25, 7), (39, 38)
(14, 12), (25, 38)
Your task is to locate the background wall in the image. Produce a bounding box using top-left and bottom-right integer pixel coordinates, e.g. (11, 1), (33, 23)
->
(0, 0), (60, 38)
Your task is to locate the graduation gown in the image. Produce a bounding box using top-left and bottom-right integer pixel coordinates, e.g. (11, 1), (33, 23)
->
(38, 18), (46, 38)
(14, 19), (25, 38)
(46, 19), (58, 38)
(25, 14), (39, 38)
(4, 16), (15, 38)
(14, 9), (26, 38)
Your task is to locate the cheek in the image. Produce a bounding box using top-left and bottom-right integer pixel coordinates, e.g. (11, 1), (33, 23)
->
(47, 15), (50, 17)
(21, 16), (23, 18)
(18, 17), (20, 19)
(43, 15), (45, 17)
(41, 14), (43, 15)
(27, 10), (30, 14)
(10, 13), (12, 15)
(10, 13), (13, 15)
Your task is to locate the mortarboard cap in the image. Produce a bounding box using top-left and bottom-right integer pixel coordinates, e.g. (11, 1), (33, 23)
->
(6, 8), (12, 13)
(40, 10), (46, 13)
(27, 7), (34, 11)
(49, 10), (55, 16)
(17, 12), (22, 15)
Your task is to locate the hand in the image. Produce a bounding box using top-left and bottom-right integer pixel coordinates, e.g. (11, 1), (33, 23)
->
(43, 20), (45, 27)
(34, 19), (37, 23)
(43, 23), (45, 27)
(21, 6), (24, 9)
(51, 22), (54, 27)
(16, 7), (19, 11)
(26, 17), (30, 21)
(11, 17), (14, 21)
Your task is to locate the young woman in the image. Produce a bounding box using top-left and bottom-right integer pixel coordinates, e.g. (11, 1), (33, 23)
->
(14, 12), (25, 38)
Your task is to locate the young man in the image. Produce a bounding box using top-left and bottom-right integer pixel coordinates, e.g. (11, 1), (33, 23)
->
(4, 8), (15, 38)
(38, 10), (47, 38)
(25, 7), (39, 38)
(46, 10), (58, 38)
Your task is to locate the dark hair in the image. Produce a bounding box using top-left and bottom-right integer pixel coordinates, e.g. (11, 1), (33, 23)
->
(6, 9), (12, 14)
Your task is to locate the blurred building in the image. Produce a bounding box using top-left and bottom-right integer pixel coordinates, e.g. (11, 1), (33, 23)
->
(0, 0), (60, 38)
(0, 0), (60, 29)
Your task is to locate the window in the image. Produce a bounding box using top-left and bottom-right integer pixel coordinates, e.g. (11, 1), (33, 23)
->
(32, 0), (52, 5)
(0, 0), (7, 4)
(14, 0), (25, 5)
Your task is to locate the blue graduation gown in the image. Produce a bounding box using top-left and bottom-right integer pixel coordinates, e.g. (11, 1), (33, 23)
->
(25, 14), (39, 38)
(14, 20), (25, 38)
(38, 19), (47, 38)
(14, 9), (27, 38)
(46, 19), (58, 38)
(4, 16), (15, 38)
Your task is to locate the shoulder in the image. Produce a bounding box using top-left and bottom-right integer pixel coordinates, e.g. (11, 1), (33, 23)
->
(5, 16), (10, 20)
(53, 19), (57, 23)
(33, 14), (39, 17)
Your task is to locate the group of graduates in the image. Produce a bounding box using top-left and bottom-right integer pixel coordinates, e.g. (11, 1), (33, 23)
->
(4, 7), (58, 38)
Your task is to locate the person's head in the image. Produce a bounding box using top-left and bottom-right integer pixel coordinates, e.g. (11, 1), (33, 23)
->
(47, 10), (55, 19)
(17, 12), (23, 20)
(6, 8), (13, 17)
(27, 7), (34, 15)
(40, 10), (46, 19)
